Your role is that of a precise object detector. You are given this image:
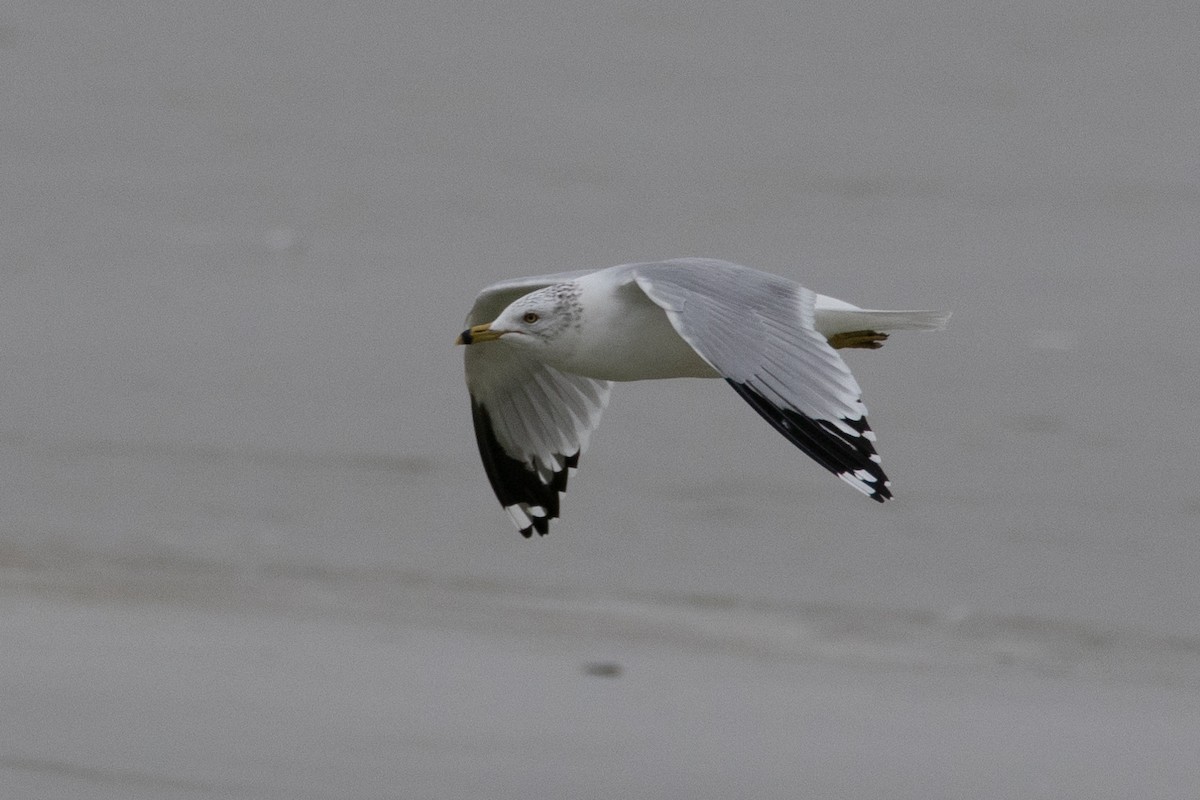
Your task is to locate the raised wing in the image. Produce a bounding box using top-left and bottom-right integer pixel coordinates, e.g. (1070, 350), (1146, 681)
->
(463, 274), (612, 537)
(631, 259), (891, 501)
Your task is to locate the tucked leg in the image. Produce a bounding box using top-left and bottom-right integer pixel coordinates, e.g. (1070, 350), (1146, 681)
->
(827, 330), (889, 350)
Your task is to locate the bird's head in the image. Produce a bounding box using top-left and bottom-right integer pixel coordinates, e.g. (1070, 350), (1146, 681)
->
(456, 284), (582, 355)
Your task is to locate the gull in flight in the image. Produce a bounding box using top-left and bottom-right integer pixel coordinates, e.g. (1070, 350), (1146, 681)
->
(457, 258), (949, 538)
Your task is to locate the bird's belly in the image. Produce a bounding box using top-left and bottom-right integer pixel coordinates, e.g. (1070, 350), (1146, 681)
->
(555, 304), (721, 381)
(573, 342), (720, 381)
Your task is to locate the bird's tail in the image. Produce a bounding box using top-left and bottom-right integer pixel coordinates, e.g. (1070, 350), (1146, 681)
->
(814, 295), (951, 337)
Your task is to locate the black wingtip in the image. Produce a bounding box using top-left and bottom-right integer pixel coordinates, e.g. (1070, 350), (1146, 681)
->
(518, 513), (552, 538)
(726, 380), (891, 501)
(471, 399), (578, 538)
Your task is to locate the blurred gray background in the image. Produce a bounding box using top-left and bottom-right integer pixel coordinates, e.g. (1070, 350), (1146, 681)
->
(2, 2), (1198, 798)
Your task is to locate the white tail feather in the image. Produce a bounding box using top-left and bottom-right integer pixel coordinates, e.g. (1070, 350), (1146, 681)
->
(814, 295), (950, 337)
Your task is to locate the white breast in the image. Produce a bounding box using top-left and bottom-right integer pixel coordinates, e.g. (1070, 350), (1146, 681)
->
(548, 274), (720, 382)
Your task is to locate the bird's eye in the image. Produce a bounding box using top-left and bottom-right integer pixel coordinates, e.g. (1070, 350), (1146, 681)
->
(522, 312), (539, 324)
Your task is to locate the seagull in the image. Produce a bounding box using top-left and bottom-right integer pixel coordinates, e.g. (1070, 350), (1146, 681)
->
(457, 258), (949, 538)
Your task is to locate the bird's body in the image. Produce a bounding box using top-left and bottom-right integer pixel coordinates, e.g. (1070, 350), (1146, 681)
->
(457, 258), (949, 537)
(543, 269), (720, 381)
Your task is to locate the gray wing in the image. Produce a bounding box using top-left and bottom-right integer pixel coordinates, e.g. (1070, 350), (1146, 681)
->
(631, 259), (891, 501)
(464, 274), (612, 537)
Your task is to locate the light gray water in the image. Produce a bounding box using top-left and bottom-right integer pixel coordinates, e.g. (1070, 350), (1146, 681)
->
(2, 2), (1199, 797)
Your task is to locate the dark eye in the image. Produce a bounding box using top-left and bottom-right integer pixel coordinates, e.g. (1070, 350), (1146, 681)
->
(522, 312), (539, 324)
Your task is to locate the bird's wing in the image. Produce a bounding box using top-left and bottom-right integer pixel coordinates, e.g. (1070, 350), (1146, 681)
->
(463, 274), (612, 537)
(630, 259), (890, 501)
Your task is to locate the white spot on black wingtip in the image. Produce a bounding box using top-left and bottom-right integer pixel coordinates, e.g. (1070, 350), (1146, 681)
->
(726, 380), (892, 501)
(843, 467), (891, 502)
(473, 399), (578, 537)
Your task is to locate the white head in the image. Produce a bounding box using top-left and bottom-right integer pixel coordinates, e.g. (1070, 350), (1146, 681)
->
(456, 283), (583, 357)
